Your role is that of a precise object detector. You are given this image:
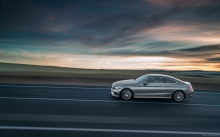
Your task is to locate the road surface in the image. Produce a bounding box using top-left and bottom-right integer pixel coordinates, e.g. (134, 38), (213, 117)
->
(0, 84), (220, 137)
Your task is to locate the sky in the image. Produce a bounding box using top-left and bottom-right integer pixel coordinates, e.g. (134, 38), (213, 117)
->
(0, 0), (220, 71)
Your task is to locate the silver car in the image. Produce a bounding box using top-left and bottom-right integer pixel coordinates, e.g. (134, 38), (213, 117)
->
(111, 74), (194, 102)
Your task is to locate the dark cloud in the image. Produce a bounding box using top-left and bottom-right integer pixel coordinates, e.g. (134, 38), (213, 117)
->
(2, 0), (220, 47)
(94, 44), (220, 59)
(178, 44), (220, 52)
(0, 0), (220, 61)
(152, 44), (220, 58)
(207, 57), (220, 61)
(0, 0), (181, 47)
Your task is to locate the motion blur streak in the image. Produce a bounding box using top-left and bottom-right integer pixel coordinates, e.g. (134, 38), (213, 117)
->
(1, 0), (220, 71)
(1, 96), (220, 107)
(0, 126), (220, 135)
(0, 84), (220, 137)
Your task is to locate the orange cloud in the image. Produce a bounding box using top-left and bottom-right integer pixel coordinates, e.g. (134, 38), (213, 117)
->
(1, 49), (219, 71)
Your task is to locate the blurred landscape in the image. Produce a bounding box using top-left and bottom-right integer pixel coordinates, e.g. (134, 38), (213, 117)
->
(1, 62), (219, 91)
(1, 1), (220, 136)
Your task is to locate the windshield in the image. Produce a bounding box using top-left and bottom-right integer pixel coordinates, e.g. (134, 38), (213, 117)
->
(135, 75), (148, 83)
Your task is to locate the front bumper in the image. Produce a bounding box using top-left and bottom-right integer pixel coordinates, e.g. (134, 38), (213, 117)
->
(111, 88), (120, 97)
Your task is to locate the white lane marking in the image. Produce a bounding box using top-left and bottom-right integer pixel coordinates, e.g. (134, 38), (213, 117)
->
(0, 126), (219, 135)
(1, 97), (220, 107)
(0, 84), (109, 89)
(0, 84), (220, 94)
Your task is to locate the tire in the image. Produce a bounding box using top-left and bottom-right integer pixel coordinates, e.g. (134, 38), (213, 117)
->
(121, 89), (133, 100)
(173, 91), (185, 102)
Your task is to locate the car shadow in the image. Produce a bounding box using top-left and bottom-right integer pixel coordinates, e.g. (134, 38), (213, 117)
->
(109, 95), (193, 104)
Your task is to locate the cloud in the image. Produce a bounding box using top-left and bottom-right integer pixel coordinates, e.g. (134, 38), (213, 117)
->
(207, 57), (220, 61)
(0, 0), (186, 47)
(1, 0), (220, 48)
(1, 0), (220, 71)
(92, 44), (220, 58)
(154, 44), (220, 58)
(178, 44), (220, 52)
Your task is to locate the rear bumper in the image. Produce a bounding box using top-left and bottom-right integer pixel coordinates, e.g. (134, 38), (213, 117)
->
(185, 91), (194, 98)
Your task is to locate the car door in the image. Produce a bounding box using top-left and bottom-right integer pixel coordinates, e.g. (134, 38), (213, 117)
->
(135, 77), (165, 98)
(162, 77), (178, 97)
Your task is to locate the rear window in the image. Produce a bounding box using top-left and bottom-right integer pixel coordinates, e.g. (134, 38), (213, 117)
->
(163, 78), (176, 83)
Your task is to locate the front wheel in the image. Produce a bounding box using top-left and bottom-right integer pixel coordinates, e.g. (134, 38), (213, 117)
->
(173, 91), (185, 102)
(121, 89), (132, 100)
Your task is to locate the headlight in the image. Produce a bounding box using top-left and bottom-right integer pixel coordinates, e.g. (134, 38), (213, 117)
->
(114, 86), (122, 90)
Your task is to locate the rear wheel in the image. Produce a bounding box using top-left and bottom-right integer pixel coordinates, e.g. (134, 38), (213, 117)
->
(173, 91), (184, 102)
(121, 89), (132, 100)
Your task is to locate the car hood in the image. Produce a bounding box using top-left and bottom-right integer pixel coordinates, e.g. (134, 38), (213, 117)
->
(112, 79), (137, 87)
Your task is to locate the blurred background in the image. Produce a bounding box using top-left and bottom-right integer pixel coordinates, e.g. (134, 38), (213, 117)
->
(0, 0), (220, 90)
(1, 1), (220, 136)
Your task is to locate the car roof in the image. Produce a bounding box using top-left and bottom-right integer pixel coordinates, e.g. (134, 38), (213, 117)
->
(145, 74), (170, 77)
(145, 74), (183, 82)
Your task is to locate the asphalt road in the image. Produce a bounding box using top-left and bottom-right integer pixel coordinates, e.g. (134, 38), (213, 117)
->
(0, 84), (220, 137)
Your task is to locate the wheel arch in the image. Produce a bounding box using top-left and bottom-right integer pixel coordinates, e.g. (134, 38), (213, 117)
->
(120, 88), (134, 98)
(172, 90), (186, 98)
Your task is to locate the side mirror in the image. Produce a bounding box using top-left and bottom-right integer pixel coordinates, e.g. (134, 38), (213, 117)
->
(142, 81), (148, 86)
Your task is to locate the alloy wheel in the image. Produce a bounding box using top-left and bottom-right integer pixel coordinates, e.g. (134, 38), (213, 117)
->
(121, 89), (132, 100)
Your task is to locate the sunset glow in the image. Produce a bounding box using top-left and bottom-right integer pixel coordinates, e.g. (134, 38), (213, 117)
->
(0, 0), (220, 71)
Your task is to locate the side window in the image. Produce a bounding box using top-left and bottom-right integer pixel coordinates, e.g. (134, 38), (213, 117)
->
(146, 78), (156, 83)
(154, 77), (163, 83)
(163, 78), (176, 83)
